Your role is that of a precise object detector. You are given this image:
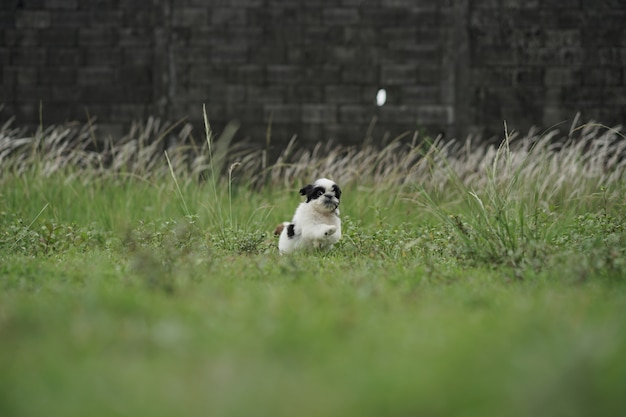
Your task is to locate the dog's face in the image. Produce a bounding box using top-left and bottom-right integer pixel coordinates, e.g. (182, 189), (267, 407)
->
(299, 178), (341, 213)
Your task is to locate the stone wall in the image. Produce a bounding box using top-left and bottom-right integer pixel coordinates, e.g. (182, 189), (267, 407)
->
(1, 0), (624, 147)
(467, 0), (626, 137)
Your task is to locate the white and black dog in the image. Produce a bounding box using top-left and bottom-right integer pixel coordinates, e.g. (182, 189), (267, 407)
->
(276, 178), (342, 254)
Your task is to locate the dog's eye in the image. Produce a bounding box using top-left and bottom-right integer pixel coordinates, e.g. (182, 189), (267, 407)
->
(316, 189), (324, 197)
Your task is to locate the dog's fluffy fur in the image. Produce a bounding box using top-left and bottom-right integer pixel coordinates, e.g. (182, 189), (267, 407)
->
(277, 178), (342, 254)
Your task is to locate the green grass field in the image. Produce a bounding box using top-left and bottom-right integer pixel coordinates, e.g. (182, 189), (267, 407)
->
(1, 115), (625, 416)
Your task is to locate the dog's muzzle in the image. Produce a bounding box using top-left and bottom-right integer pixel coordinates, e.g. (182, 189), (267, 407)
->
(324, 195), (339, 210)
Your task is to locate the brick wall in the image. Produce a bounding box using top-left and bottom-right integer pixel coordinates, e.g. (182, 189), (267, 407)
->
(467, 0), (626, 137)
(1, 0), (624, 147)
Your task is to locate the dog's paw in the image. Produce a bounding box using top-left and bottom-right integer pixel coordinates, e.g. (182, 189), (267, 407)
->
(324, 225), (337, 236)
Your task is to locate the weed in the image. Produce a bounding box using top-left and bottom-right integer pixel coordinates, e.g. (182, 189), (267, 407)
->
(1, 214), (109, 256)
(413, 121), (625, 273)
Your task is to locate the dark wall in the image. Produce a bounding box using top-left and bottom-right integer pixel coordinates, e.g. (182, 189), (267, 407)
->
(468, 0), (626, 138)
(1, 0), (624, 146)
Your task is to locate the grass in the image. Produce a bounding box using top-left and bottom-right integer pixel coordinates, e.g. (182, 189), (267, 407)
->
(1, 111), (626, 416)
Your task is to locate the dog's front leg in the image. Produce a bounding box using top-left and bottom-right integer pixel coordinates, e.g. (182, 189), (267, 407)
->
(312, 225), (336, 249)
(322, 225), (337, 237)
(300, 224), (336, 243)
(318, 225), (337, 239)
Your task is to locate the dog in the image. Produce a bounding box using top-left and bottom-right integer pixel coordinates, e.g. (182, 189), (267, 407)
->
(276, 178), (342, 254)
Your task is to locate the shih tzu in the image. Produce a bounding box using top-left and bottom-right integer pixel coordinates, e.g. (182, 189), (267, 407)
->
(275, 178), (342, 254)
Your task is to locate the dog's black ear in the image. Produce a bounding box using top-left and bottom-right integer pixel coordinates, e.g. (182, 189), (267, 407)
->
(299, 184), (314, 196)
(332, 184), (342, 199)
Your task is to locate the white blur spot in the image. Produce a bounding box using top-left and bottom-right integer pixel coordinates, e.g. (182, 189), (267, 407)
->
(376, 88), (387, 106)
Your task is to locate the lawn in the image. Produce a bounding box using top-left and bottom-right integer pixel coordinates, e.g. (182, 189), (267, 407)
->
(1, 115), (625, 416)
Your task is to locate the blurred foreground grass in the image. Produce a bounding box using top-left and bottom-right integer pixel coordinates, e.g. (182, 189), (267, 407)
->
(1, 249), (625, 417)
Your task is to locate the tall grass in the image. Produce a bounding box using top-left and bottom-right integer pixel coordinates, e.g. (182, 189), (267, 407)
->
(2, 112), (623, 193)
(415, 119), (624, 267)
(1, 111), (624, 261)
